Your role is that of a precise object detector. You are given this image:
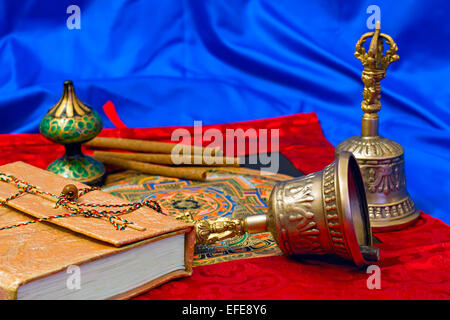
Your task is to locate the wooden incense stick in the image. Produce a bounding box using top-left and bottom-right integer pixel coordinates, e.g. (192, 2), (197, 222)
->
(93, 154), (207, 181)
(86, 137), (221, 156)
(92, 150), (240, 167)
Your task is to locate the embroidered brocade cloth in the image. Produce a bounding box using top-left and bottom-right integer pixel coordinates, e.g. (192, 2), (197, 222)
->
(102, 167), (292, 266)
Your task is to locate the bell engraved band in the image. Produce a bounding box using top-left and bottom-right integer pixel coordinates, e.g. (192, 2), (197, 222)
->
(39, 80), (106, 186)
(335, 22), (420, 231)
(180, 152), (379, 267)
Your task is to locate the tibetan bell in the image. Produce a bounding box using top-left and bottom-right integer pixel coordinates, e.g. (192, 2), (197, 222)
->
(335, 22), (419, 231)
(39, 80), (105, 186)
(181, 152), (378, 267)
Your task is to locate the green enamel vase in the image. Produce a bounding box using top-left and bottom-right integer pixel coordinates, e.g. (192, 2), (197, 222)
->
(40, 80), (105, 185)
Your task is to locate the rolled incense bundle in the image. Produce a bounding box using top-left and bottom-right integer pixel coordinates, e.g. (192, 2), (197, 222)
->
(92, 151), (240, 167)
(86, 137), (221, 156)
(93, 154), (207, 181)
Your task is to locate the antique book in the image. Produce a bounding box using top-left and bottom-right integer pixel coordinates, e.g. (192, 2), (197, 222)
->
(0, 161), (195, 300)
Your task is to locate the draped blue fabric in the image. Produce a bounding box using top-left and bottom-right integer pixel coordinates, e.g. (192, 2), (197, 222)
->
(0, 0), (449, 223)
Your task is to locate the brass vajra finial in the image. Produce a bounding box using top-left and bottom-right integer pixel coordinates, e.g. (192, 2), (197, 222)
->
(354, 21), (399, 136)
(175, 212), (246, 245)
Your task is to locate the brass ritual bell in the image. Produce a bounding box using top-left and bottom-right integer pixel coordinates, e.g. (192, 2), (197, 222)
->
(335, 22), (420, 231)
(40, 80), (105, 186)
(181, 152), (379, 267)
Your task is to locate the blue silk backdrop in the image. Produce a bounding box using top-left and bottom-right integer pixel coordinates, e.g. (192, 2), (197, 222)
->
(0, 1), (449, 223)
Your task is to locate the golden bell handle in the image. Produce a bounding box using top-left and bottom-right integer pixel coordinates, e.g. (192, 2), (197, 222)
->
(175, 212), (266, 245)
(178, 213), (378, 262)
(354, 21), (399, 137)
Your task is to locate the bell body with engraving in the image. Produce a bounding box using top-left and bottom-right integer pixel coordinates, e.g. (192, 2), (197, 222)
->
(264, 151), (377, 266)
(335, 22), (419, 230)
(189, 152), (379, 267)
(336, 137), (419, 231)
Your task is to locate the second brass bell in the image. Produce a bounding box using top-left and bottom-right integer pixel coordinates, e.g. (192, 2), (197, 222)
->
(336, 22), (419, 231)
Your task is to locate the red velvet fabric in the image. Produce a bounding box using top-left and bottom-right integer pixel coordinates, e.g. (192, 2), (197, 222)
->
(135, 213), (450, 300)
(0, 112), (449, 299)
(0, 112), (334, 175)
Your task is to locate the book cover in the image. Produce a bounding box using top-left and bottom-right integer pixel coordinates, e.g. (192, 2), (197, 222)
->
(0, 161), (195, 300)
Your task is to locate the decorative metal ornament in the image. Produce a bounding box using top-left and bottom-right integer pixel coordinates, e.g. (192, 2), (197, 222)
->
(335, 22), (419, 231)
(178, 152), (379, 267)
(40, 80), (105, 186)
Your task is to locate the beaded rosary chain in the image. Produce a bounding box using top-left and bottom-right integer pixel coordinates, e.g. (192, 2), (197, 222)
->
(0, 173), (165, 231)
